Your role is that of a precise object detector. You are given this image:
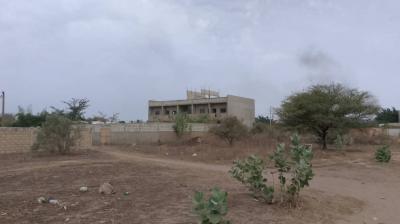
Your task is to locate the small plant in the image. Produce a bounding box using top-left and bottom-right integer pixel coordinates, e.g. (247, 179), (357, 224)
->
(230, 134), (314, 206)
(173, 113), (191, 138)
(31, 115), (81, 154)
(286, 134), (314, 204)
(230, 155), (274, 203)
(375, 145), (391, 163)
(210, 116), (248, 146)
(192, 187), (230, 224)
(334, 134), (344, 150)
(269, 143), (290, 203)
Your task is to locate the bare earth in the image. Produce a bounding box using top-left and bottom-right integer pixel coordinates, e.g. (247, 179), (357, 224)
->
(0, 144), (399, 224)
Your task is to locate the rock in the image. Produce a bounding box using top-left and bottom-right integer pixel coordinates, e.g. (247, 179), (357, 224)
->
(99, 183), (114, 195)
(37, 197), (47, 204)
(49, 199), (59, 205)
(79, 186), (88, 192)
(192, 153), (197, 157)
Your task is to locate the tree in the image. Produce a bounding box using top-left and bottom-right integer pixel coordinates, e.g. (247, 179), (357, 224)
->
(277, 83), (379, 149)
(375, 107), (399, 123)
(210, 116), (248, 146)
(13, 107), (48, 127)
(255, 115), (273, 124)
(31, 114), (81, 154)
(62, 98), (90, 121)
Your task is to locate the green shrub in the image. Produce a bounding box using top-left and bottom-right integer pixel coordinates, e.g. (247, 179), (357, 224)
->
(375, 145), (391, 163)
(210, 116), (248, 146)
(230, 134), (315, 206)
(286, 134), (314, 203)
(31, 115), (81, 154)
(230, 155), (274, 203)
(173, 113), (191, 138)
(193, 187), (230, 224)
(269, 143), (290, 203)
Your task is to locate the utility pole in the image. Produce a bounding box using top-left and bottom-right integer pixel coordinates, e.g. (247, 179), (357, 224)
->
(1, 91), (4, 126)
(269, 106), (272, 127)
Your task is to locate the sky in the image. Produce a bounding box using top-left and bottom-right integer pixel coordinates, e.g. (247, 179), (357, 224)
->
(1, 0), (399, 121)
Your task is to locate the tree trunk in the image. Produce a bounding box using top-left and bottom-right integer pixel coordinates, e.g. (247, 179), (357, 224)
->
(322, 130), (328, 150)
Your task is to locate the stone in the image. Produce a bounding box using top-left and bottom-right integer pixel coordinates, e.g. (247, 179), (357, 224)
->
(99, 183), (114, 195)
(192, 153), (197, 157)
(37, 197), (47, 204)
(49, 199), (59, 205)
(79, 186), (88, 192)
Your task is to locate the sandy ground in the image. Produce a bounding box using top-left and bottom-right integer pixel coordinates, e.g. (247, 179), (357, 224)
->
(0, 145), (399, 224)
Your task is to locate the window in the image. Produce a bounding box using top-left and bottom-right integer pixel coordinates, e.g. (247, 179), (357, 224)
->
(212, 108), (217, 113)
(172, 111), (177, 115)
(200, 108), (205, 114)
(155, 111), (160, 115)
(165, 110), (169, 115)
(220, 108), (226, 113)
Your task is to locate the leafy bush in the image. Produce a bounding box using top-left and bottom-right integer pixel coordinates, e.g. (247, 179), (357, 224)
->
(31, 115), (81, 154)
(230, 155), (274, 203)
(173, 113), (191, 138)
(190, 114), (210, 123)
(375, 145), (391, 163)
(232, 134), (314, 206)
(286, 134), (314, 203)
(269, 143), (290, 203)
(210, 116), (248, 146)
(193, 187), (230, 224)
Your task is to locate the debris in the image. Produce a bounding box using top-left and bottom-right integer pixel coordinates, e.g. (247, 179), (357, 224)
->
(1, 212), (7, 216)
(124, 192), (130, 196)
(99, 182), (114, 195)
(65, 217), (70, 222)
(37, 197), (47, 204)
(192, 153), (197, 157)
(79, 186), (88, 192)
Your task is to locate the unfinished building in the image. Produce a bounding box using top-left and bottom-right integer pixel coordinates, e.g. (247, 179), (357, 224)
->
(148, 90), (255, 127)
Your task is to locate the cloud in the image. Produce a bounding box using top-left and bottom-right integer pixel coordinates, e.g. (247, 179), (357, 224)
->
(1, 0), (400, 119)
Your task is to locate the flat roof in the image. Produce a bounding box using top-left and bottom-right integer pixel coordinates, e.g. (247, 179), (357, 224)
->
(149, 96), (228, 107)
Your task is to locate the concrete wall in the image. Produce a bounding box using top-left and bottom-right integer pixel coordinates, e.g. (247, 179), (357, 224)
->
(0, 127), (92, 154)
(0, 127), (37, 153)
(91, 123), (213, 145)
(227, 95), (255, 127)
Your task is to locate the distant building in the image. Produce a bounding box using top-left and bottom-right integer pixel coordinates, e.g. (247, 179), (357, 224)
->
(148, 90), (255, 127)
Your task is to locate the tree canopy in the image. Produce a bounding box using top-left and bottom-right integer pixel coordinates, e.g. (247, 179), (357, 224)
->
(277, 83), (379, 149)
(375, 107), (399, 124)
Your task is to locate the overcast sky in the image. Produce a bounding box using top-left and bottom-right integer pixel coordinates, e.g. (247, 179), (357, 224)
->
(1, 0), (399, 120)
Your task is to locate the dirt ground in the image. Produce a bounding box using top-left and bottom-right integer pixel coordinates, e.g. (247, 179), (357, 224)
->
(0, 143), (399, 224)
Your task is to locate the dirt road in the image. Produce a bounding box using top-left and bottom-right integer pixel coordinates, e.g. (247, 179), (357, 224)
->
(1, 147), (399, 223)
(100, 148), (400, 224)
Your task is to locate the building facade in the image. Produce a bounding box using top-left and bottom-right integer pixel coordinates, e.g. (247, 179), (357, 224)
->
(148, 90), (255, 127)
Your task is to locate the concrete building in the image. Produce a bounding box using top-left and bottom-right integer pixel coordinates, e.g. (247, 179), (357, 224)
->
(148, 90), (255, 127)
